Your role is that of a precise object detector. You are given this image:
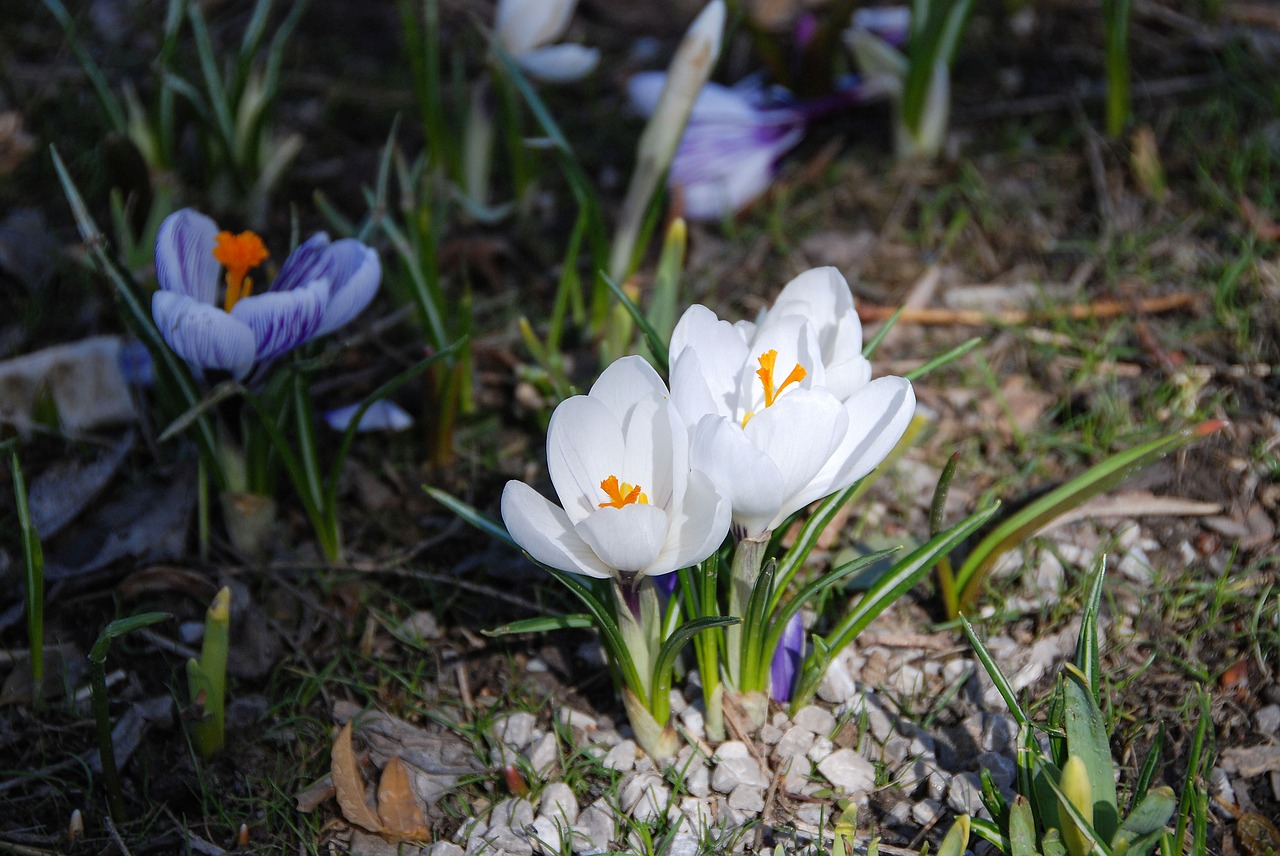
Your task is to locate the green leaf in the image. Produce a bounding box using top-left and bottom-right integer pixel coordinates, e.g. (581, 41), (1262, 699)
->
(968, 817), (1013, 854)
(1113, 787), (1177, 852)
(1042, 828), (1068, 856)
(962, 614), (1029, 727)
(1062, 667), (1119, 842)
(1132, 722), (1164, 810)
(484, 614), (594, 637)
(599, 273), (669, 374)
(1075, 556), (1108, 698)
(1009, 796), (1037, 856)
(90, 613), (172, 664)
(954, 421), (1224, 614)
(424, 486), (517, 551)
(769, 483), (859, 612)
(651, 615), (740, 712)
(937, 815), (971, 856)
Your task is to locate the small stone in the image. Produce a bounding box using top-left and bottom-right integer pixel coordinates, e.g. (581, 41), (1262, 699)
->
(678, 704), (705, 739)
(942, 658), (973, 686)
(807, 735), (834, 764)
(668, 689), (688, 715)
(865, 705), (894, 742)
(728, 784), (765, 813)
(679, 797), (714, 839)
(759, 723), (784, 744)
(926, 770), (950, 802)
(909, 732), (937, 757)
(712, 740), (750, 761)
(576, 642), (607, 669)
(425, 843), (465, 856)
(1256, 704), (1280, 735)
(491, 798), (535, 830)
(526, 657), (549, 673)
(911, 798), (943, 827)
(982, 713), (1017, 754)
(538, 782), (579, 825)
(895, 757), (930, 790)
(556, 708), (597, 731)
(948, 772), (984, 815)
(818, 652), (857, 703)
(178, 621), (204, 644)
(794, 803), (827, 827)
(496, 712), (537, 748)
(603, 740), (637, 772)
(793, 705), (836, 737)
(573, 800), (615, 854)
(885, 800), (913, 826)
(683, 759), (711, 798)
(485, 828), (533, 856)
(712, 755), (767, 792)
(889, 663), (926, 697)
(666, 834), (702, 856)
(620, 772), (669, 821)
(529, 816), (568, 854)
(633, 755), (655, 774)
(1209, 767), (1235, 815)
(976, 751), (1016, 789)
(882, 735), (910, 766)
(782, 756), (814, 795)
(817, 748), (876, 793)
(526, 732), (558, 774)
(774, 726), (815, 760)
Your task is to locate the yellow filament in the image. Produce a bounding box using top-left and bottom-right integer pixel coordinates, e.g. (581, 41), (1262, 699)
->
(598, 475), (649, 509)
(213, 230), (269, 311)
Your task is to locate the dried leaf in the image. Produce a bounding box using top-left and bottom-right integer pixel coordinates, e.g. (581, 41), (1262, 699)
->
(331, 722), (382, 833)
(29, 431), (135, 538)
(376, 756), (431, 841)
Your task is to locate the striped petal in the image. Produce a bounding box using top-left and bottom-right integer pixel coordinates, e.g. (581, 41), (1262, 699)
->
(270, 232), (331, 293)
(155, 209), (220, 305)
(230, 278), (329, 364)
(315, 240), (381, 336)
(152, 291), (256, 380)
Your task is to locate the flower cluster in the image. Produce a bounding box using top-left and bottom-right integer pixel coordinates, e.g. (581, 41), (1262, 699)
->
(500, 267), (915, 751)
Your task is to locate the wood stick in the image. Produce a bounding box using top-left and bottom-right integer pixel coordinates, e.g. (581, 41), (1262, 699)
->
(858, 292), (1199, 326)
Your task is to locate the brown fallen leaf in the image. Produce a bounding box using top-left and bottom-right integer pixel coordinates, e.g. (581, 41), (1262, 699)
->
(376, 756), (431, 841)
(331, 722), (382, 834)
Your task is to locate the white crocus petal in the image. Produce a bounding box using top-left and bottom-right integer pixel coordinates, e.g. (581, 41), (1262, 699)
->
(743, 389), (848, 526)
(575, 504), (669, 574)
(646, 469), (731, 576)
(152, 291), (256, 380)
(501, 481), (615, 579)
(769, 267), (871, 401)
(670, 305), (749, 419)
(670, 350), (722, 427)
(518, 43), (599, 83)
(494, 0), (578, 55)
(547, 395), (626, 525)
(323, 400), (413, 432)
(315, 242), (381, 336)
(230, 277), (330, 363)
(620, 393), (685, 515)
(155, 209), (221, 305)
(691, 415), (785, 539)
(589, 354), (672, 422)
(799, 377), (916, 509)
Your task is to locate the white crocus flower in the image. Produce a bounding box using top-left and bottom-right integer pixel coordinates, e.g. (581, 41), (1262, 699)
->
(669, 273), (915, 540)
(494, 0), (599, 84)
(501, 356), (731, 580)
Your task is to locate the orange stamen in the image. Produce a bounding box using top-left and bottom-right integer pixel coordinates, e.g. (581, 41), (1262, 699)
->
(755, 349), (807, 408)
(213, 230), (269, 311)
(598, 475), (649, 509)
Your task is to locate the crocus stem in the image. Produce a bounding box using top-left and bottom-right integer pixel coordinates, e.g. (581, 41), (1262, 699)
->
(90, 651), (125, 820)
(612, 578), (660, 702)
(725, 535), (768, 688)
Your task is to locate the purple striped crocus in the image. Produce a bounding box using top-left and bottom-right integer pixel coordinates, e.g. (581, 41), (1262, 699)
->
(152, 209), (380, 381)
(628, 73), (873, 221)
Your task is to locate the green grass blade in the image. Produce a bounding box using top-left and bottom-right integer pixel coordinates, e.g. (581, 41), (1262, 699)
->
(484, 615), (594, 636)
(769, 483), (859, 612)
(11, 450), (46, 707)
(969, 817), (1012, 854)
(954, 420), (1225, 613)
(40, 0), (128, 134)
(904, 336), (981, 381)
(1173, 689), (1212, 850)
(1132, 722), (1165, 809)
(861, 306), (903, 358)
(961, 613), (1030, 727)
(600, 273), (669, 373)
(1076, 556), (1108, 698)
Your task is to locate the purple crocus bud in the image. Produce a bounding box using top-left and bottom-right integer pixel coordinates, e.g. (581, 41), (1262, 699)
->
(769, 612), (806, 703)
(323, 400), (413, 433)
(151, 209), (381, 380)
